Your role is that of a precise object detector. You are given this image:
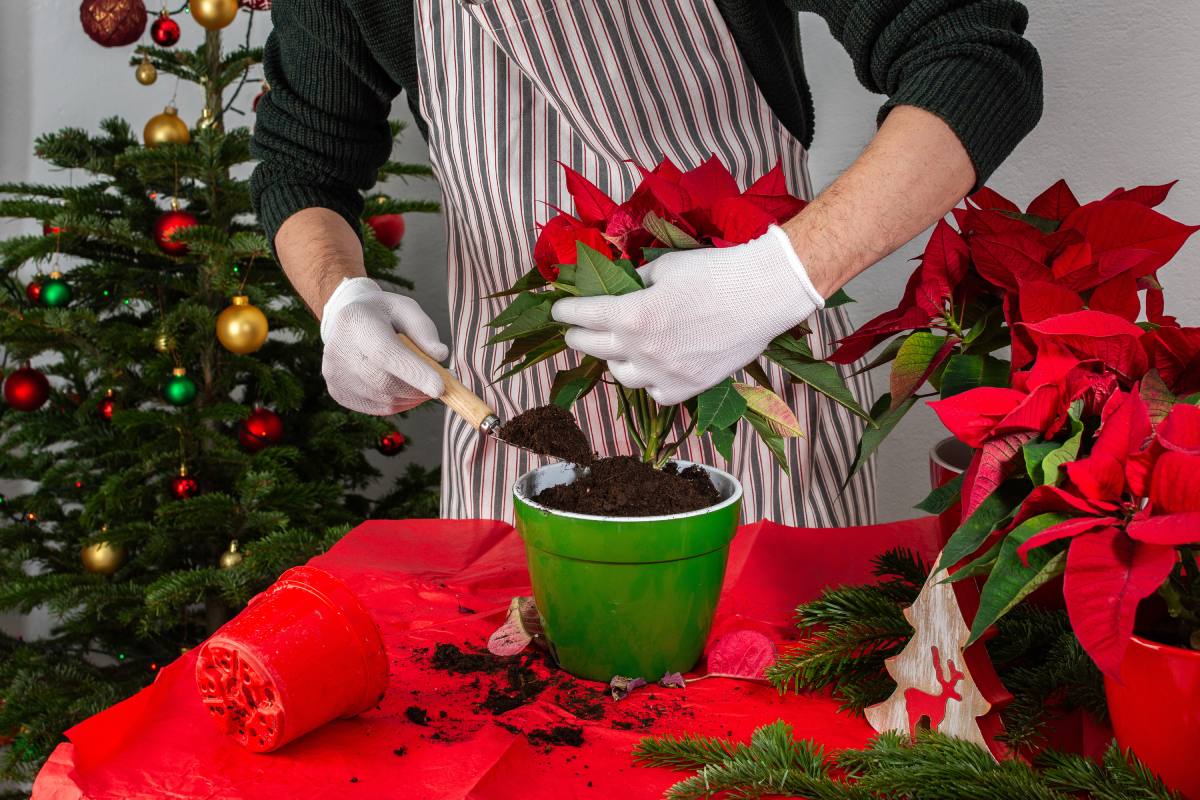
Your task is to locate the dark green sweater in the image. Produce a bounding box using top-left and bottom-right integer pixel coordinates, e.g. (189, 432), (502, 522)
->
(251, 0), (1042, 246)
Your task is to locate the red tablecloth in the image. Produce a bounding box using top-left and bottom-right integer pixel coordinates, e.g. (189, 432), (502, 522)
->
(32, 516), (942, 800)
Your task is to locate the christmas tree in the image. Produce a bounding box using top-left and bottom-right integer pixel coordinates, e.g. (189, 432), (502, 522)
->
(0, 2), (439, 779)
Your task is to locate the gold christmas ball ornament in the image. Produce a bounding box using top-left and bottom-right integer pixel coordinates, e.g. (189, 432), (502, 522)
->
(154, 328), (174, 353)
(135, 54), (157, 86)
(219, 540), (243, 569)
(143, 105), (190, 148)
(190, 0), (239, 30)
(82, 527), (126, 575)
(216, 295), (269, 354)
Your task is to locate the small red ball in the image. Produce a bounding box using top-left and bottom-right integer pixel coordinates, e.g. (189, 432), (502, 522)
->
(80, 0), (148, 47)
(154, 209), (199, 255)
(366, 214), (406, 249)
(238, 408), (284, 452)
(377, 430), (407, 456)
(150, 13), (180, 46)
(42, 222), (64, 236)
(98, 396), (116, 421)
(4, 367), (51, 412)
(26, 281), (43, 303)
(170, 474), (199, 500)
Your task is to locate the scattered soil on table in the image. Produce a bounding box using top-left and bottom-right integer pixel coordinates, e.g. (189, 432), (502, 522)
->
(527, 725), (584, 748)
(532, 456), (720, 516)
(404, 706), (431, 726)
(419, 642), (689, 750)
(497, 405), (594, 464)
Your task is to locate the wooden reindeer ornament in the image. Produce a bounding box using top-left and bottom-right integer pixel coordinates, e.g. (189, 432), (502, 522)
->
(864, 550), (1011, 760)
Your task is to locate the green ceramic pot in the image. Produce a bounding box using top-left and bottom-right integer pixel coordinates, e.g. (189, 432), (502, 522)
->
(513, 460), (742, 682)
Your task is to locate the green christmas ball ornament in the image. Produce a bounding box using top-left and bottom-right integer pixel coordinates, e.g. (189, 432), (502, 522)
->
(163, 367), (197, 406)
(41, 271), (71, 308)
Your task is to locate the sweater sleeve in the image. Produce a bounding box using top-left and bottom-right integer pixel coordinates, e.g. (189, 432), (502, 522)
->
(792, 0), (1042, 188)
(250, 0), (400, 249)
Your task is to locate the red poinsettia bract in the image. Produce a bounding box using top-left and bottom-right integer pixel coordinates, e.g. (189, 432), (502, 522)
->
(1004, 393), (1200, 676)
(532, 156), (807, 282)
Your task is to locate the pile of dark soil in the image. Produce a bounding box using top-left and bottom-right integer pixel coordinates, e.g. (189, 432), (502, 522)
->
(497, 405), (594, 464)
(532, 456), (720, 516)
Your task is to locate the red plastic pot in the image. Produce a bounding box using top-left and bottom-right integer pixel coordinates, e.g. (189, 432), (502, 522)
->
(1106, 635), (1200, 799)
(195, 566), (388, 752)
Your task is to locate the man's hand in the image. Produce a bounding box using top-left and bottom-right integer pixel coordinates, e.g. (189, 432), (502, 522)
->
(320, 277), (448, 415)
(551, 226), (823, 405)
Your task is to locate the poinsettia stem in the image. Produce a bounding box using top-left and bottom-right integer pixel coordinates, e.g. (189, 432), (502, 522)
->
(614, 386), (647, 454)
(657, 410), (696, 466)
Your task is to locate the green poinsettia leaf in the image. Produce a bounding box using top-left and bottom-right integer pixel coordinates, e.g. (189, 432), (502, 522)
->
(642, 211), (701, 249)
(500, 327), (561, 365)
(849, 336), (905, 377)
(939, 353), (1010, 399)
(942, 536), (1005, 583)
(764, 336), (870, 423)
(642, 246), (675, 262)
(824, 288), (853, 308)
(966, 514), (1069, 644)
(889, 331), (954, 409)
(915, 472), (964, 515)
(935, 484), (1024, 574)
(841, 393), (916, 489)
(743, 410), (789, 475)
(494, 334), (566, 382)
(733, 382), (803, 437)
(575, 243), (642, 296)
(998, 209), (1060, 234)
(551, 356), (606, 408)
(696, 378), (747, 435)
(741, 359), (774, 389)
(710, 425), (736, 462)
(488, 290), (546, 328)
(1039, 410), (1085, 486)
(487, 266), (547, 298)
(486, 294), (559, 344)
(1022, 439), (1061, 484)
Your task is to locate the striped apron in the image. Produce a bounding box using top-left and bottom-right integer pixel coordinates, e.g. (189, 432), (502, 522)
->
(415, 0), (877, 526)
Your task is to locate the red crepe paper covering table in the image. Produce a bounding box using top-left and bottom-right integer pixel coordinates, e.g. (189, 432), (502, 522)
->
(37, 516), (966, 799)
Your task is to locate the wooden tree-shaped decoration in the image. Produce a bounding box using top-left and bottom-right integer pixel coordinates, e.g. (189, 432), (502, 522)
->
(865, 551), (1011, 760)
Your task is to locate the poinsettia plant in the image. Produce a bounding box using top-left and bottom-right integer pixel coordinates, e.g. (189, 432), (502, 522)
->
(846, 178), (1200, 677)
(486, 156), (870, 469)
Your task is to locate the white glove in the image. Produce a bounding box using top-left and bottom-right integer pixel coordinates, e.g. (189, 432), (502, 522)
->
(320, 277), (448, 415)
(551, 225), (823, 405)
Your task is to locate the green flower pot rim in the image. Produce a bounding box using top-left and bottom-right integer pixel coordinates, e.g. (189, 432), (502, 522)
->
(513, 459), (743, 523)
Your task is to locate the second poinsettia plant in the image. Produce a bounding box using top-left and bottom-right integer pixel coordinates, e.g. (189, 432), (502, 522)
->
(837, 177), (1200, 677)
(487, 156), (868, 470)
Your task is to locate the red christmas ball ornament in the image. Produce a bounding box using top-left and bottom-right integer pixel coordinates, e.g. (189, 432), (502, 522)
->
(80, 0), (148, 47)
(4, 366), (51, 412)
(25, 280), (43, 304)
(366, 214), (406, 249)
(98, 390), (116, 421)
(238, 408), (284, 452)
(42, 222), (64, 236)
(377, 430), (407, 456)
(154, 206), (199, 255)
(169, 466), (199, 500)
(150, 11), (181, 46)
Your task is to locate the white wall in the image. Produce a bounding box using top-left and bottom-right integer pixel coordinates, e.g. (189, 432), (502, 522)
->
(2, 2), (1199, 526)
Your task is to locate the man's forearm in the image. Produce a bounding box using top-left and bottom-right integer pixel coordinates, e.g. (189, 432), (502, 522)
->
(782, 105), (977, 298)
(275, 207), (369, 319)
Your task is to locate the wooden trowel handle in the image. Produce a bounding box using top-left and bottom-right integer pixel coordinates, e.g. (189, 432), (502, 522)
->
(397, 334), (497, 432)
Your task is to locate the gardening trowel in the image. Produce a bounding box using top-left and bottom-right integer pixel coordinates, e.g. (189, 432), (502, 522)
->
(396, 333), (502, 438)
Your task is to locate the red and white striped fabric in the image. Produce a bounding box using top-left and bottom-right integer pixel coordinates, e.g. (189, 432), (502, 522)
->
(415, 0), (876, 526)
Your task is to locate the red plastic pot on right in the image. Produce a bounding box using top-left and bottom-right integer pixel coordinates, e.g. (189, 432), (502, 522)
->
(1106, 635), (1200, 799)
